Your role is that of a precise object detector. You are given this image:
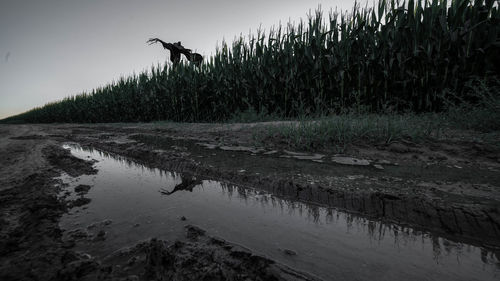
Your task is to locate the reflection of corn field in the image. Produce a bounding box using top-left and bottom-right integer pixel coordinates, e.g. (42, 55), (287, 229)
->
(5, 0), (499, 123)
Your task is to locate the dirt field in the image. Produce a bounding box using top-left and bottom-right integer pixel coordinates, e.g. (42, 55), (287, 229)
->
(0, 123), (499, 280)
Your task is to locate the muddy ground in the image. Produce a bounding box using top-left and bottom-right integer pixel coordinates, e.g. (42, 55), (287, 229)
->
(0, 123), (499, 280)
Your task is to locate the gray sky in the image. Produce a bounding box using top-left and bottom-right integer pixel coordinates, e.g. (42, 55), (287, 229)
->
(0, 0), (357, 119)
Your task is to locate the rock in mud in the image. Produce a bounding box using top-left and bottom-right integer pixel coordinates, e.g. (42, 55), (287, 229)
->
(67, 228), (89, 239)
(283, 150), (309, 156)
(57, 259), (100, 280)
(283, 249), (297, 256)
(127, 256), (139, 266)
(331, 156), (370, 166)
(196, 143), (218, 149)
(286, 153), (325, 161)
(388, 143), (410, 153)
(92, 230), (106, 241)
(69, 197), (92, 208)
(376, 159), (394, 165)
(282, 150), (324, 160)
(186, 225), (206, 240)
(62, 240), (76, 249)
(219, 145), (265, 154)
(74, 184), (91, 195)
(87, 219), (112, 229)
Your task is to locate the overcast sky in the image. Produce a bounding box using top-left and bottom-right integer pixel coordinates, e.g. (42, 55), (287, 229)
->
(0, 0), (358, 119)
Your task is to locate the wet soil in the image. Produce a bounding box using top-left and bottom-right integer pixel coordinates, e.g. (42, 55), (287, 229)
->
(0, 123), (499, 280)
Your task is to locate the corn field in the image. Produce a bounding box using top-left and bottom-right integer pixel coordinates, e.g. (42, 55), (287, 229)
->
(3, 0), (499, 123)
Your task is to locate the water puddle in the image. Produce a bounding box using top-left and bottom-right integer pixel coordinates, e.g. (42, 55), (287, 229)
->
(60, 144), (499, 281)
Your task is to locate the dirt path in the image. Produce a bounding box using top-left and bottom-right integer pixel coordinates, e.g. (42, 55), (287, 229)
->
(0, 123), (499, 280)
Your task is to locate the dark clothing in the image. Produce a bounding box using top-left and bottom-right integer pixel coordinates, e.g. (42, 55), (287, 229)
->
(148, 38), (203, 65)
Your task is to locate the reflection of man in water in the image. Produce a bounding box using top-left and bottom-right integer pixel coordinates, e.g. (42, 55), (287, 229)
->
(160, 176), (202, 195)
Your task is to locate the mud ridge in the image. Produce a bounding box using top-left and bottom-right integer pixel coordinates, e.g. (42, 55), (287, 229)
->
(56, 225), (322, 281)
(143, 225), (321, 281)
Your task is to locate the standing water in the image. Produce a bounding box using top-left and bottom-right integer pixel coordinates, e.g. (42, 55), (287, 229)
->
(59, 144), (499, 281)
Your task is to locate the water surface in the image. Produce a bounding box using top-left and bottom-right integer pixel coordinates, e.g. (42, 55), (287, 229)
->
(60, 144), (499, 281)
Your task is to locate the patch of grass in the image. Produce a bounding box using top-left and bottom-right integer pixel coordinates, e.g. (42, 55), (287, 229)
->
(254, 113), (444, 151)
(255, 76), (500, 151)
(444, 77), (500, 132)
(227, 107), (284, 123)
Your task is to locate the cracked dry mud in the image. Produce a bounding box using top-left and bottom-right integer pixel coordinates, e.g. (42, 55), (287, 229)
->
(0, 123), (499, 280)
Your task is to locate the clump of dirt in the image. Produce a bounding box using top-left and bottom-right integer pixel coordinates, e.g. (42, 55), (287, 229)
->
(44, 145), (97, 177)
(67, 225), (321, 281)
(143, 225), (319, 281)
(68, 197), (92, 208)
(74, 184), (91, 195)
